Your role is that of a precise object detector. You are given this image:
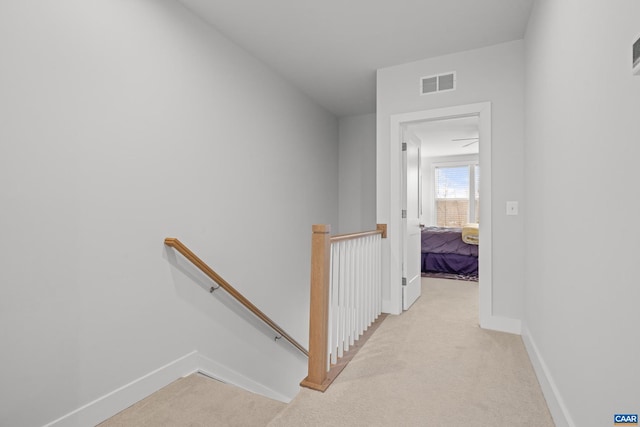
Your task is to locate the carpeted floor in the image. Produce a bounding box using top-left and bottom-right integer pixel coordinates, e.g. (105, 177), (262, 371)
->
(98, 374), (286, 426)
(269, 277), (554, 426)
(100, 278), (554, 427)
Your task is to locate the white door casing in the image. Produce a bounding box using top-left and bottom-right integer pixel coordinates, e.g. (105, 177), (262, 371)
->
(385, 102), (496, 330)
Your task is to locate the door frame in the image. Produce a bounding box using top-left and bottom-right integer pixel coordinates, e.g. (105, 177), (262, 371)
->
(386, 102), (492, 327)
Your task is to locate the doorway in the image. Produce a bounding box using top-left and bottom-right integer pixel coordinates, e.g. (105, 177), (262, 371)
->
(387, 102), (493, 327)
(404, 116), (479, 311)
(407, 115), (479, 229)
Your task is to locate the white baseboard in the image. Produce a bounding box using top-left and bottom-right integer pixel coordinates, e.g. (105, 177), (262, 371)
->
(480, 315), (522, 335)
(382, 299), (401, 315)
(521, 326), (575, 427)
(195, 352), (292, 403)
(44, 350), (292, 427)
(43, 351), (200, 427)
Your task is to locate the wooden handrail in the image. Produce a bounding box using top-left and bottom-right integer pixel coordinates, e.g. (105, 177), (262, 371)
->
(164, 238), (308, 357)
(330, 223), (387, 243)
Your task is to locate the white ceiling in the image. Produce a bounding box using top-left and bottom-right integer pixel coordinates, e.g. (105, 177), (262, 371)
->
(179, 0), (534, 117)
(405, 116), (479, 158)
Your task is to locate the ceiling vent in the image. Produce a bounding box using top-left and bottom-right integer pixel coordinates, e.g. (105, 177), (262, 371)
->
(420, 72), (456, 95)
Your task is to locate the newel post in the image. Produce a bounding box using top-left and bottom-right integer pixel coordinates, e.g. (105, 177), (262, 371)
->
(301, 224), (331, 391)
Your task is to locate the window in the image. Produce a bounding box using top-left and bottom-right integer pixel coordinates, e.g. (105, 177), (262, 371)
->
(434, 163), (479, 227)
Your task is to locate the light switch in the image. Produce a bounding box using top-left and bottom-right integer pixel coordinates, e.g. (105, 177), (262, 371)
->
(506, 201), (518, 216)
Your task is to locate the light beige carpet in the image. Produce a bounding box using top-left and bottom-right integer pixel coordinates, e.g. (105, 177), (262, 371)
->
(98, 373), (285, 426)
(100, 278), (554, 427)
(269, 278), (554, 427)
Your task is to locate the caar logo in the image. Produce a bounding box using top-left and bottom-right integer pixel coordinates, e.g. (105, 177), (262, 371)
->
(614, 414), (638, 425)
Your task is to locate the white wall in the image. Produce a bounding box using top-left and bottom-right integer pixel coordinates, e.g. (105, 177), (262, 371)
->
(0, 1), (338, 426)
(338, 113), (377, 233)
(377, 41), (525, 319)
(523, 1), (640, 426)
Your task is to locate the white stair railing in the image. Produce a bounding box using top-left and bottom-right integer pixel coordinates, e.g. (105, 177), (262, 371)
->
(301, 224), (386, 392)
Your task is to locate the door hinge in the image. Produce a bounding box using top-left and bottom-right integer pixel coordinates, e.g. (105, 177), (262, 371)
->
(402, 142), (407, 151)
(402, 277), (407, 286)
(402, 209), (407, 218)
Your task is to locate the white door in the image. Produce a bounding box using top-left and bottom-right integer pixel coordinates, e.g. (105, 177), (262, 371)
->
(402, 130), (422, 310)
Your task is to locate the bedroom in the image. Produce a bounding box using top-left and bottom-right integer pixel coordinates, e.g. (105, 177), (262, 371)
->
(406, 115), (480, 282)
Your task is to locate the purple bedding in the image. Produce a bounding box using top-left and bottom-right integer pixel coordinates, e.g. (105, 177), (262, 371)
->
(422, 253), (478, 275)
(421, 227), (478, 275)
(421, 227), (478, 257)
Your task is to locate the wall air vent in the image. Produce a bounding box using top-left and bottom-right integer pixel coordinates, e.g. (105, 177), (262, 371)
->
(633, 36), (640, 75)
(420, 72), (456, 95)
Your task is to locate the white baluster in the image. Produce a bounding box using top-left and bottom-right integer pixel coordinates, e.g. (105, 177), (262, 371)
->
(370, 236), (375, 324)
(330, 243), (338, 366)
(356, 238), (362, 338)
(338, 240), (346, 358)
(351, 238), (357, 342)
(360, 237), (365, 334)
(377, 236), (381, 314)
(369, 237), (372, 323)
(373, 236), (378, 319)
(366, 236), (376, 329)
(362, 237), (368, 333)
(345, 239), (352, 349)
(352, 239), (358, 345)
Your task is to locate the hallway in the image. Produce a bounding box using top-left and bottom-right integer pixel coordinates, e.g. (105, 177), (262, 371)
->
(270, 277), (553, 426)
(103, 278), (553, 426)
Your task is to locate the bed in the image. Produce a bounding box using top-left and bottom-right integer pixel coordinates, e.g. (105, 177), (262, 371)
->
(421, 225), (478, 277)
